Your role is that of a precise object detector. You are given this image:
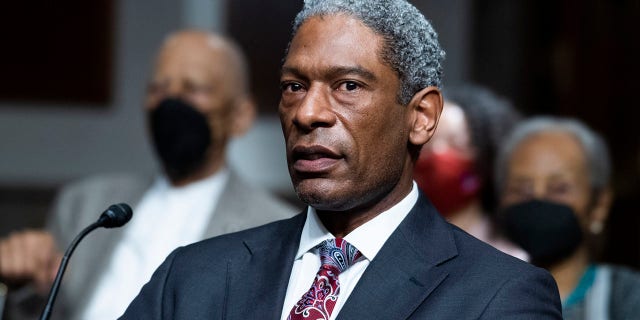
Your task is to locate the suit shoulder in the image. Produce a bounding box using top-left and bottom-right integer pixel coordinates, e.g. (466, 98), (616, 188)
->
(445, 228), (561, 317)
(450, 226), (550, 280)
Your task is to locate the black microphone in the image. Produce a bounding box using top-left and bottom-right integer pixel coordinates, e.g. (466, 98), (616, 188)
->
(40, 203), (133, 320)
(97, 203), (134, 228)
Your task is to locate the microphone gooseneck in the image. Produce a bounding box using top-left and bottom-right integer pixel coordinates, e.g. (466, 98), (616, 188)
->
(39, 203), (133, 320)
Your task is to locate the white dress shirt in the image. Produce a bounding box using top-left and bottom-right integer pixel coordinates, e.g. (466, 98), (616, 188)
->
(80, 169), (229, 320)
(280, 182), (419, 320)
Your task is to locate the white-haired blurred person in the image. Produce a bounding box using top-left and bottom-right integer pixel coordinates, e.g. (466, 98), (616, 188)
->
(496, 116), (640, 319)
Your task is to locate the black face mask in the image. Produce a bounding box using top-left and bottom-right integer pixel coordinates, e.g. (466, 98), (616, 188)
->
(500, 199), (583, 268)
(148, 98), (212, 181)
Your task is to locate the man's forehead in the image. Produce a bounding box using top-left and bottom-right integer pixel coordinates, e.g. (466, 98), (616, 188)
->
(284, 15), (386, 70)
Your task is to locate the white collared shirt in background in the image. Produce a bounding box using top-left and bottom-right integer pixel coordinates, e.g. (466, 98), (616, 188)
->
(280, 182), (419, 320)
(81, 169), (230, 320)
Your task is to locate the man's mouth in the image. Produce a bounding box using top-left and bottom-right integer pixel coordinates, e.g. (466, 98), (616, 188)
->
(291, 145), (342, 173)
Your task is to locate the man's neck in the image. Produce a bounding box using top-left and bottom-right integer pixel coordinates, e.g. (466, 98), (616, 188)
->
(316, 180), (414, 238)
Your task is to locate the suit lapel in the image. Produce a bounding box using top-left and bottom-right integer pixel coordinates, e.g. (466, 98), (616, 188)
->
(337, 194), (458, 320)
(226, 212), (307, 319)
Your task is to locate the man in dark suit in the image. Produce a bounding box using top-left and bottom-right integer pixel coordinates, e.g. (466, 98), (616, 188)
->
(121, 0), (562, 319)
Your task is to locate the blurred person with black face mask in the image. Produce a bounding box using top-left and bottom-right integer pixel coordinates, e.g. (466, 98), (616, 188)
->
(496, 116), (640, 319)
(0, 30), (296, 320)
(414, 85), (527, 260)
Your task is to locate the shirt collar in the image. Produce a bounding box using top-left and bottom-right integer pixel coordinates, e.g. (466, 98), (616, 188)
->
(295, 182), (419, 261)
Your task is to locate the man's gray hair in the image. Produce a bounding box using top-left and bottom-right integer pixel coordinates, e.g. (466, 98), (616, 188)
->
(289, 0), (445, 105)
(495, 116), (611, 194)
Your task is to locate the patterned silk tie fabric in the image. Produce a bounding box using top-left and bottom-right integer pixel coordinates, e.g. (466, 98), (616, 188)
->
(288, 238), (362, 320)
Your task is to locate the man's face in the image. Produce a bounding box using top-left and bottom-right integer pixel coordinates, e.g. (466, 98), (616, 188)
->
(279, 15), (412, 212)
(145, 36), (239, 158)
(501, 131), (594, 224)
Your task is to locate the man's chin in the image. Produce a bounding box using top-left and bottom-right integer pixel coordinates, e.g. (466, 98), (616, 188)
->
(295, 180), (339, 209)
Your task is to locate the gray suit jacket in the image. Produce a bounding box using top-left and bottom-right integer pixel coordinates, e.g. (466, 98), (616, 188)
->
(20, 170), (296, 320)
(121, 193), (562, 319)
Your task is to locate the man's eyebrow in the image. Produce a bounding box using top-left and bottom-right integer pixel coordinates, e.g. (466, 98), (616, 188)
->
(325, 66), (377, 82)
(280, 65), (377, 82)
(280, 66), (306, 79)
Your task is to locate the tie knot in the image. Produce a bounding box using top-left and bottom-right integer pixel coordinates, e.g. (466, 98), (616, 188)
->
(317, 238), (362, 273)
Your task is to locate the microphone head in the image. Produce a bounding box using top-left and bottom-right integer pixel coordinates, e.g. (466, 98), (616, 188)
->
(98, 203), (133, 228)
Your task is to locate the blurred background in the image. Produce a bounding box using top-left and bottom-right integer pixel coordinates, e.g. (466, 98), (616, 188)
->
(0, 0), (638, 268)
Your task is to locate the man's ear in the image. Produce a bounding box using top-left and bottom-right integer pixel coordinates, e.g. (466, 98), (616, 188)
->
(407, 86), (443, 146)
(230, 96), (256, 137)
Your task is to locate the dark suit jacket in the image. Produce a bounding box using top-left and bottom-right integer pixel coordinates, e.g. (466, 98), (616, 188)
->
(121, 193), (562, 319)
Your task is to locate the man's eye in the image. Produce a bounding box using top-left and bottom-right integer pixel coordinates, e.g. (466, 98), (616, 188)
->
(338, 81), (359, 91)
(282, 82), (303, 92)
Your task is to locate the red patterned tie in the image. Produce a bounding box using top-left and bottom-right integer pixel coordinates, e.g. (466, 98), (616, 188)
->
(288, 238), (362, 320)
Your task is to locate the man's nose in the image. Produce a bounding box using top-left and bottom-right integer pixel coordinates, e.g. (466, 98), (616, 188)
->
(293, 85), (336, 131)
